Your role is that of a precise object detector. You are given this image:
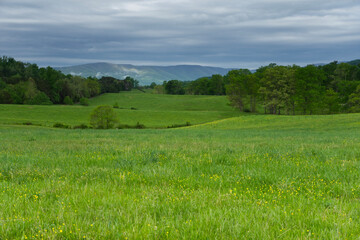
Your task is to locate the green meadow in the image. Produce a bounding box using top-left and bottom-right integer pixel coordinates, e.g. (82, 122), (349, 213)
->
(1, 92), (360, 239)
(0, 91), (240, 128)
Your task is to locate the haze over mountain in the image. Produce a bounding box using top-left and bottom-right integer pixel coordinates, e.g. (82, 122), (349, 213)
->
(55, 63), (231, 84)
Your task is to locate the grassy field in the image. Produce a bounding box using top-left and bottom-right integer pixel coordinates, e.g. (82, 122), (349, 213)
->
(0, 91), (240, 128)
(1, 113), (360, 239)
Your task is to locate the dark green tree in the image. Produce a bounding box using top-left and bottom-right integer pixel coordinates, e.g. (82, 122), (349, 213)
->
(225, 69), (252, 111)
(149, 82), (157, 89)
(27, 91), (52, 105)
(164, 80), (185, 95)
(188, 77), (210, 95)
(294, 65), (325, 115)
(208, 74), (224, 95)
(347, 85), (360, 113)
(63, 96), (74, 105)
(259, 66), (296, 114)
(323, 89), (340, 114)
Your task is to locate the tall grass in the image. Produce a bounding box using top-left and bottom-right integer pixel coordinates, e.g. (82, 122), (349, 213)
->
(1, 114), (360, 239)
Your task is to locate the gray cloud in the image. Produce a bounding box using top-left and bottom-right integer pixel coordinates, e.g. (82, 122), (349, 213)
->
(0, 0), (359, 68)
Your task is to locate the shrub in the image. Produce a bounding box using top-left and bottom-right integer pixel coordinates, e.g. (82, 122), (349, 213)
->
(53, 123), (70, 129)
(73, 124), (89, 129)
(90, 105), (118, 129)
(27, 92), (53, 105)
(22, 122), (41, 126)
(117, 122), (146, 129)
(135, 122), (145, 129)
(167, 122), (191, 128)
(113, 102), (119, 108)
(64, 96), (73, 105)
(80, 97), (89, 106)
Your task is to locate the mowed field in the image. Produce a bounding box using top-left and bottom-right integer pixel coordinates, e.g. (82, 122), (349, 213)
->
(0, 91), (240, 128)
(1, 93), (360, 239)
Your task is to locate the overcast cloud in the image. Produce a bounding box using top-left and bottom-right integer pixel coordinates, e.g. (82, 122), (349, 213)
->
(0, 0), (359, 68)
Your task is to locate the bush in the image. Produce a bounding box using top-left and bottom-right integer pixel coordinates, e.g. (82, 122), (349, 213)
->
(117, 122), (146, 129)
(90, 105), (118, 129)
(80, 97), (89, 106)
(27, 92), (53, 105)
(64, 96), (73, 105)
(167, 122), (191, 128)
(135, 122), (145, 129)
(73, 124), (89, 129)
(53, 123), (70, 129)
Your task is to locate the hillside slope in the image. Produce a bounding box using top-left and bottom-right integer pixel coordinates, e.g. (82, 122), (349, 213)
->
(55, 63), (231, 84)
(192, 113), (360, 131)
(0, 91), (239, 128)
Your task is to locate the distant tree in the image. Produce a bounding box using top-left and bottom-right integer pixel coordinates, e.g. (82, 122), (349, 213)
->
(246, 74), (260, 112)
(0, 56), (106, 105)
(36, 66), (63, 103)
(330, 63), (360, 102)
(347, 85), (360, 112)
(24, 63), (39, 80)
(188, 77), (210, 95)
(80, 97), (89, 106)
(0, 78), (6, 90)
(164, 80), (185, 95)
(294, 65), (325, 115)
(5, 84), (25, 104)
(320, 61), (338, 88)
(149, 82), (157, 89)
(85, 77), (101, 97)
(259, 66), (296, 114)
(334, 63), (358, 82)
(23, 78), (38, 102)
(119, 77), (135, 91)
(64, 96), (74, 105)
(0, 88), (12, 103)
(323, 89), (340, 114)
(26, 91), (52, 105)
(99, 76), (122, 93)
(124, 76), (139, 89)
(337, 80), (360, 104)
(226, 69), (252, 112)
(208, 74), (224, 95)
(153, 85), (165, 94)
(90, 105), (118, 129)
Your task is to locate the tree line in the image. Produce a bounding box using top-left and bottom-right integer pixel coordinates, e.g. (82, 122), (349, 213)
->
(154, 61), (360, 114)
(0, 57), (138, 105)
(2, 56), (359, 114)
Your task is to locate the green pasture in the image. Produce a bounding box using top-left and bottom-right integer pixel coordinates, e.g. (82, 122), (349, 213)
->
(1, 113), (360, 239)
(0, 91), (240, 128)
(88, 91), (235, 111)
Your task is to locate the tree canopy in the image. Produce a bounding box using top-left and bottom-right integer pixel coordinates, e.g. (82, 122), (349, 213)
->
(0, 56), (138, 105)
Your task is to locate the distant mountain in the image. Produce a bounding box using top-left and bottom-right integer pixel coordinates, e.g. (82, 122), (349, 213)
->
(55, 63), (231, 85)
(313, 59), (360, 67)
(347, 59), (360, 66)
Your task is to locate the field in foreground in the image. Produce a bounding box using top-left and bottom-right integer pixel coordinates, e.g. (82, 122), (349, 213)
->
(1, 114), (360, 239)
(0, 91), (240, 128)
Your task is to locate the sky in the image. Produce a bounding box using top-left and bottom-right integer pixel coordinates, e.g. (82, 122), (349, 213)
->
(0, 0), (359, 69)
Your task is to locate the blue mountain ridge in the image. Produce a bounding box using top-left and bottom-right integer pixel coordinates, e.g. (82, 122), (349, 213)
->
(55, 63), (232, 85)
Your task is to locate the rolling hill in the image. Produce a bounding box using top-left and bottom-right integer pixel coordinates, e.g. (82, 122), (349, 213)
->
(0, 90), (240, 128)
(55, 63), (231, 85)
